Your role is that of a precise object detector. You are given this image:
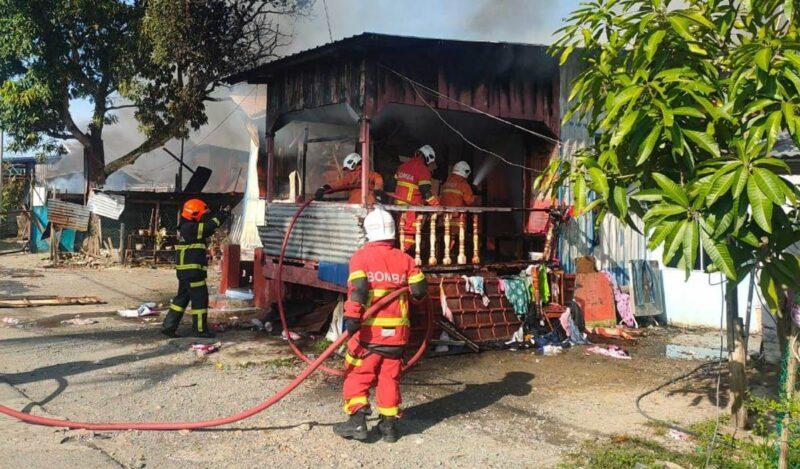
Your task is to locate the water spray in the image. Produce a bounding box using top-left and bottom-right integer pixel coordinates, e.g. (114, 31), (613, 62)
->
(471, 157), (498, 186)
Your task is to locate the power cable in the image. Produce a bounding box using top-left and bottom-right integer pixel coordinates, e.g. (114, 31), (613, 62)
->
(378, 63), (563, 147)
(407, 81), (543, 173)
(322, 0), (333, 43)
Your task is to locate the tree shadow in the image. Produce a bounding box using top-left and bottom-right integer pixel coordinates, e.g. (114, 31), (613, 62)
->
(402, 371), (535, 436)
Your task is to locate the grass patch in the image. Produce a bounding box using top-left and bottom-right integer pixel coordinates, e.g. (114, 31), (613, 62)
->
(309, 338), (332, 354)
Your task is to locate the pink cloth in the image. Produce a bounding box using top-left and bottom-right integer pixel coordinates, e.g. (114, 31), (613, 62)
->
(602, 271), (637, 328)
(559, 309), (572, 337)
(439, 281), (454, 322)
(586, 345), (631, 360)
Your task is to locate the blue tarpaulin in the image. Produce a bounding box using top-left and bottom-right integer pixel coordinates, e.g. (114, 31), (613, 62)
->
(29, 205), (77, 253)
(318, 262), (349, 287)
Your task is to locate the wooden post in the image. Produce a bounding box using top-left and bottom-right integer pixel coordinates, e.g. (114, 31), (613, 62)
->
(428, 213), (438, 266)
(414, 215), (423, 266)
(399, 212), (406, 251)
(726, 282), (748, 429)
(359, 119), (371, 208)
(471, 213), (480, 264)
(119, 222), (126, 265)
(457, 214), (467, 265)
(443, 213), (452, 265)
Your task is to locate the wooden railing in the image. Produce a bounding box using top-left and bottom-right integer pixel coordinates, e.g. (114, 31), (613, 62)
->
(384, 206), (511, 267)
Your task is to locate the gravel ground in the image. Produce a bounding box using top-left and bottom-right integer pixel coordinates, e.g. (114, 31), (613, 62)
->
(0, 252), (733, 468)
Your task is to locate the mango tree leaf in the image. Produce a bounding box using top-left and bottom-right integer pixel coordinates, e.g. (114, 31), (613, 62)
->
(683, 220), (699, 275)
(610, 110), (640, 147)
(755, 47), (772, 72)
(731, 167), (748, 198)
(752, 167), (786, 205)
(758, 269), (780, 310)
(665, 220), (689, 265)
(764, 110), (782, 152)
(673, 106), (706, 118)
(701, 234), (736, 279)
(667, 15), (694, 42)
(612, 185), (628, 219)
(653, 173), (690, 207)
(645, 30), (666, 61)
(647, 219), (679, 249)
(574, 175), (587, 214)
(747, 176), (773, 233)
(632, 188), (664, 202)
(683, 129), (721, 158)
(559, 45), (574, 65)
(637, 124), (662, 166)
(587, 167), (610, 199)
(706, 170), (736, 206)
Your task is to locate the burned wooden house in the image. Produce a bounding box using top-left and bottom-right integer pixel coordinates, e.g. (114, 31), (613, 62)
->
(226, 33), (573, 344)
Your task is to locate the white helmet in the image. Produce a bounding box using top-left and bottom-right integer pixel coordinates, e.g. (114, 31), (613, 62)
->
(363, 207), (396, 242)
(453, 161), (471, 178)
(343, 152), (362, 171)
(417, 145), (436, 165)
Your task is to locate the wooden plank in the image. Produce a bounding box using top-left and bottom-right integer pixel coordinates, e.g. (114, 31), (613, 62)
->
(0, 296), (104, 308)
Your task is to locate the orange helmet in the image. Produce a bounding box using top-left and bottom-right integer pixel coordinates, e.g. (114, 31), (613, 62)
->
(182, 199), (209, 221)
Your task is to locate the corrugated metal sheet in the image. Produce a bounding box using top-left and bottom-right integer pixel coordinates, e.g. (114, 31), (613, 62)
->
(258, 202), (366, 263)
(556, 56), (648, 285)
(46, 199), (90, 231)
(87, 191), (125, 220)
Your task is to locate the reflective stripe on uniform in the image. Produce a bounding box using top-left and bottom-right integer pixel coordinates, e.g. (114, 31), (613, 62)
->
(189, 308), (207, 315)
(177, 243), (206, 250)
(169, 303), (185, 312)
(343, 396), (368, 414)
(348, 270), (367, 282)
(344, 353), (363, 367)
(211, 217), (220, 225)
(198, 223), (205, 239)
(175, 264), (207, 271)
(377, 406), (399, 417)
(362, 316), (410, 327)
(418, 179), (431, 186)
(190, 280), (206, 288)
(396, 180), (417, 201)
(441, 188), (463, 195)
(408, 272), (425, 284)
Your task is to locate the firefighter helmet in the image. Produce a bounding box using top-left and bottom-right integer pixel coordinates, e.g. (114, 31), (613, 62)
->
(343, 153), (362, 171)
(364, 207), (396, 242)
(453, 161), (471, 178)
(182, 198), (209, 221)
(417, 145), (436, 165)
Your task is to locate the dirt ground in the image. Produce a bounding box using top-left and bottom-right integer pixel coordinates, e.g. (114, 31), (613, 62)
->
(0, 251), (756, 468)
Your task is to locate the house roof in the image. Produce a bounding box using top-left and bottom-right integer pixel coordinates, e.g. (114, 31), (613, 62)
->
(226, 32), (552, 84)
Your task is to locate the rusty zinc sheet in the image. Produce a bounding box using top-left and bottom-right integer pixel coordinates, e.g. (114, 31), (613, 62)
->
(87, 191), (125, 220)
(46, 199), (90, 231)
(258, 202), (366, 264)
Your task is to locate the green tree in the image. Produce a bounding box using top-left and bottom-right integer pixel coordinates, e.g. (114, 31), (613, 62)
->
(548, 0), (800, 445)
(0, 0), (310, 187)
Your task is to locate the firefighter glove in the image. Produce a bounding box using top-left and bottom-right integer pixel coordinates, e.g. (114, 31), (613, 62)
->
(344, 318), (361, 335)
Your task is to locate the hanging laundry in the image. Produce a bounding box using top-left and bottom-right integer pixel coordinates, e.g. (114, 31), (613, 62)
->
(602, 270), (637, 328)
(462, 275), (490, 307)
(538, 265), (550, 304)
(501, 277), (530, 317)
(559, 308), (589, 345)
(439, 280), (454, 322)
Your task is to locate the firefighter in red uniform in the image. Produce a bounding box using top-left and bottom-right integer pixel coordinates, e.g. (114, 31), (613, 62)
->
(333, 208), (428, 442)
(315, 152), (384, 204)
(393, 145), (439, 251)
(440, 161), (476, 207)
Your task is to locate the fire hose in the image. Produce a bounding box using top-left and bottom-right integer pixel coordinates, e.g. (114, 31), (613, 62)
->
(0, 188), (432, 430)
(276, 187), (432, 376)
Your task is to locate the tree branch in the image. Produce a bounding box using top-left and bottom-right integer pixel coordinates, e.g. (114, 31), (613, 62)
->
(60, 99), (92, 148)
(106, 104), (139, 111)
(103, 133), (172, 176)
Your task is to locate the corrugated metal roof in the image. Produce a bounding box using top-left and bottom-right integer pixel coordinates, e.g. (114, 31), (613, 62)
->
(87, 192), (125, 220)
(258, 202), (366, 264)
(46, 199), (90, 231)
(227, 32), (552, 83)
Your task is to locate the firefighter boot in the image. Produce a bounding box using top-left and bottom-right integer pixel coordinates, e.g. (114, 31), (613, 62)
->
(332, 409), (368, 441)
(377, 415), (399, 443)
(161, 311), (182, 338)
(192, 314), (215, 339)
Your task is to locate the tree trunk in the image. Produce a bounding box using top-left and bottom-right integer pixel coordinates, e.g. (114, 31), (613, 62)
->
(726, 281), (748, 429)
(84, 139), (105, 257)
(777, 291), (798, 469)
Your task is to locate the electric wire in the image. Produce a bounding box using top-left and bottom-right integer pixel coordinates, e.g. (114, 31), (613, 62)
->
(406, 80), (543, 174)
(322, 0), (333, 43)
(378, 63), (563, 147)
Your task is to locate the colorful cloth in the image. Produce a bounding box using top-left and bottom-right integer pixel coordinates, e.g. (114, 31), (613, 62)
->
(560, 308), (589, 345)
(586, 345), (630, 360)
(501, 277), (530, 317)
(602, 270), (637, 328)
(462, 275), (490, 307)
(538, 265), (550, 303)
(440, 280), (454, 322)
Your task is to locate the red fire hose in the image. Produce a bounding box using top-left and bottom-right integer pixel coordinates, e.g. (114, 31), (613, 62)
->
(276, 188), (432, 376)
(0, 192), (431, 430)
(0, 289), (407, 430)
